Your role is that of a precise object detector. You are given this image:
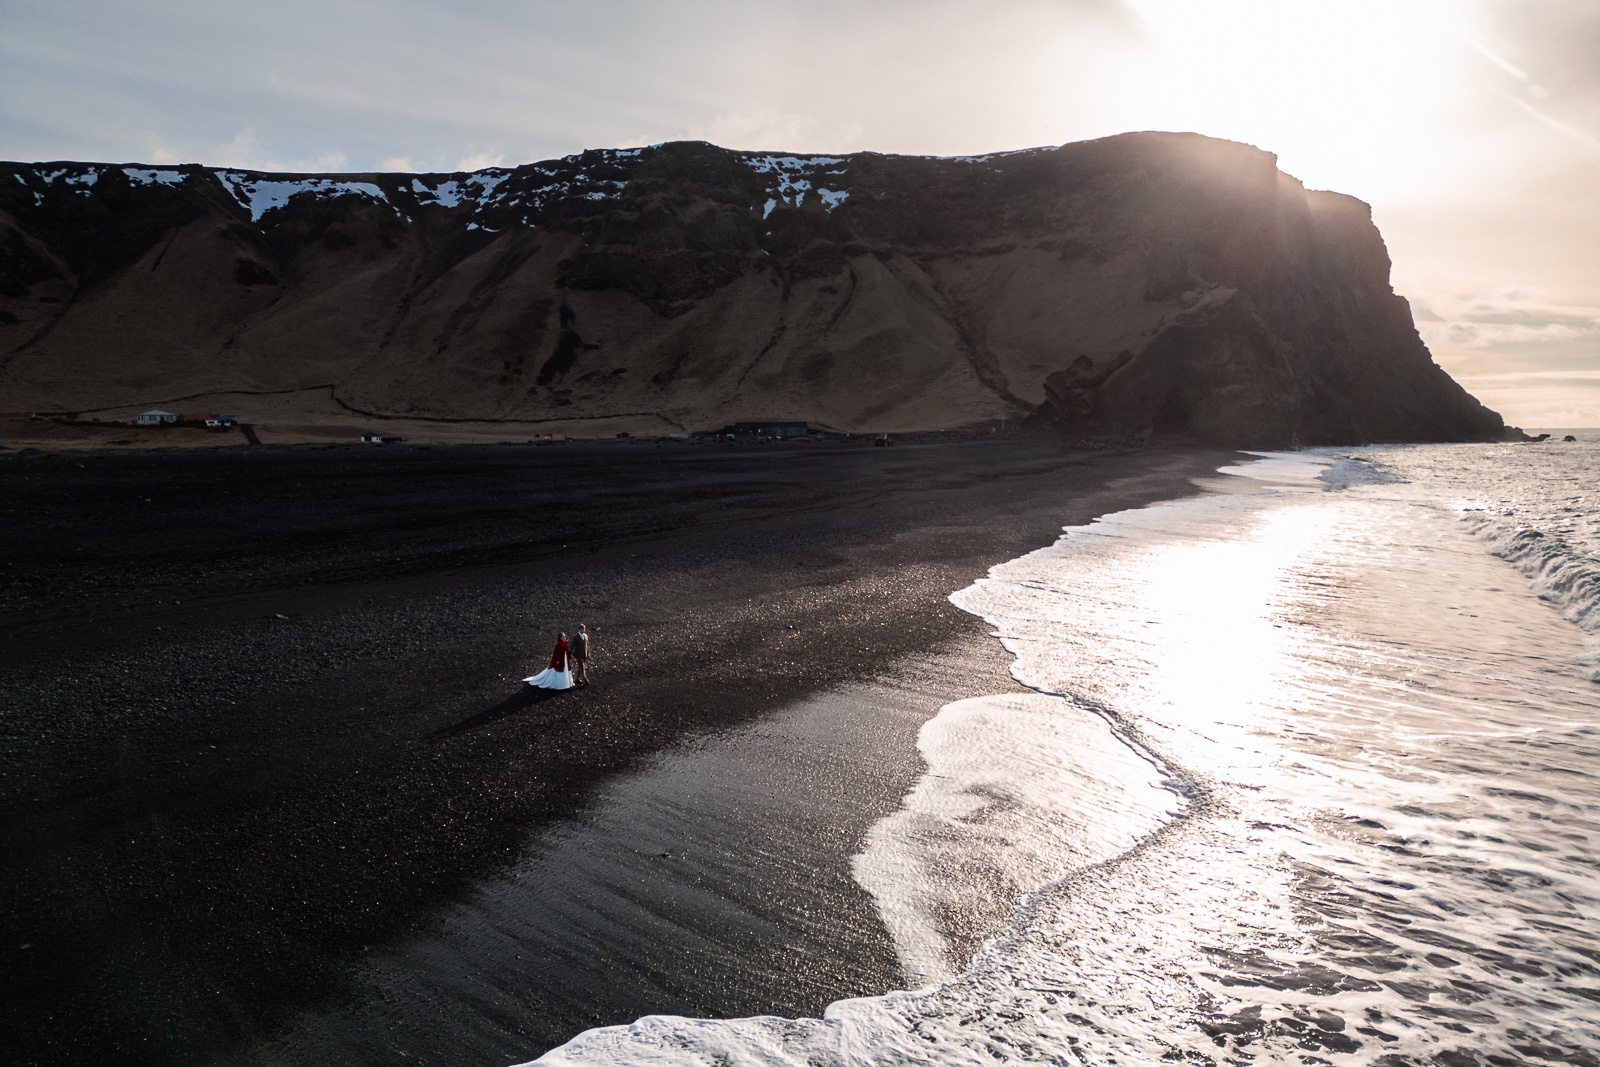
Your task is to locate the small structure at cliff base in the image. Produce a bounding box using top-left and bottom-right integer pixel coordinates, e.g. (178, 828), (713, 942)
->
(727, 422), (809, 438)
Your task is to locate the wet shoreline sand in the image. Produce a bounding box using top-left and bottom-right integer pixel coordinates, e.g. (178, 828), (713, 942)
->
(0, 436), (1231, 1064)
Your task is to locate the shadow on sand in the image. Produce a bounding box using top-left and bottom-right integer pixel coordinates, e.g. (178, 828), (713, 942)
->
(433, 684), (569, 739)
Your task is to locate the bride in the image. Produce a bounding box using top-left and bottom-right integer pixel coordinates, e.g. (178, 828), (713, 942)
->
(524, 632), (575, 690)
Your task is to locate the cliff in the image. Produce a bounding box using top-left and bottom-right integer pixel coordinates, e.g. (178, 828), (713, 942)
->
(0, 133), (1509, 445)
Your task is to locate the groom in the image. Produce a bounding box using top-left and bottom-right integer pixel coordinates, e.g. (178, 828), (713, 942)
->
(571, 623), (590, 686)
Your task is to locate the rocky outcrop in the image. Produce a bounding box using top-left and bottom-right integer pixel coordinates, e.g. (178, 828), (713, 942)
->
(0, 134), (1509, 444)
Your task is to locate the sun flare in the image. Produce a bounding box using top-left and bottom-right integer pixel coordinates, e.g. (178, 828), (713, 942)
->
(1103, 0), (1479, 201)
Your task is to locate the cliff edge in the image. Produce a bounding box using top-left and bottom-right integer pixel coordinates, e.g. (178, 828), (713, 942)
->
(0, 133), (1509, 445)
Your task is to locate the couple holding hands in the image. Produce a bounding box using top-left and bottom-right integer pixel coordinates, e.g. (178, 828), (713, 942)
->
(525, 623), (590, 690)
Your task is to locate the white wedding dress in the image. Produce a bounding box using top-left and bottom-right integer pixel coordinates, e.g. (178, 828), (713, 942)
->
(525, 643), (575, 689)
(524, 664), (573, 689)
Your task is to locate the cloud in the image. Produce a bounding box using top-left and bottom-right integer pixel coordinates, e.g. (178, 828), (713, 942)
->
(1460, 369), (1600, 386)
(686, 112), (867, 154)
(455, 150), (507, 172)
(1436, 320), (1596, 349)
(1416, 281), (1599, 423)
(216, 128), (264, 169)
(1452, 371), (1600, 429)
(1418, 287), (1600, 361)
(1499, 93), (1600, 165)
(1467, 38), (1535, 85)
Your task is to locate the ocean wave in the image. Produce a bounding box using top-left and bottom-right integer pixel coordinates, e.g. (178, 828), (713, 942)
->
(1315, 453), (1404, 489)
(530, 445), (1600, 1065)
(851, 692), (1182, 987)
(1461, 512), (1600, 677)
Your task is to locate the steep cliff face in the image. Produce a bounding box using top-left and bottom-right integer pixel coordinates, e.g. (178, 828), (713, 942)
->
(0, 134), (1507, 444)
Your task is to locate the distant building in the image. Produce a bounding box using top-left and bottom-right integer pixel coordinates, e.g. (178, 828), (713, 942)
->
(729, 421), (808, 438)
(136, 410), (178, 426)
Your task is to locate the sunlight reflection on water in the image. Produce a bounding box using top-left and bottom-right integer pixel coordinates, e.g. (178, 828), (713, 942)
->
(538, 447), (1600, 1066)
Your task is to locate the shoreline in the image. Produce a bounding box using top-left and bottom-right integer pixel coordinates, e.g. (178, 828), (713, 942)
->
(1, 438), (1234, 1064)
(246, 637), (1024, 1064)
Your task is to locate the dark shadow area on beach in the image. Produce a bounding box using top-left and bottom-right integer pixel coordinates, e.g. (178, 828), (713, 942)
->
(245, 659), (999, 1066)
(0, 437), (1233, 1065)
(433, 684), (568, 738)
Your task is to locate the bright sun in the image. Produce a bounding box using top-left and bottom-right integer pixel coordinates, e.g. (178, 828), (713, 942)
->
(1098, 0), (1479, 202)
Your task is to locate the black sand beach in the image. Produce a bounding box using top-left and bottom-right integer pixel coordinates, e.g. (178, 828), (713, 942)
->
(0, 436), (1229, 1064)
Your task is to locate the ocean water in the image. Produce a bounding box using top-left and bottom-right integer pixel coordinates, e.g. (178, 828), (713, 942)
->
(531, 434), (1600, 1066)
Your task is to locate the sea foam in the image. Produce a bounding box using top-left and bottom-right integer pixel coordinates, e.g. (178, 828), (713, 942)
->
(530, 442), (1600, 1066)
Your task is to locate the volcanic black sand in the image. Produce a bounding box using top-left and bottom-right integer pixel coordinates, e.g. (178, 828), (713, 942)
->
(0, 435), (1231, 1065)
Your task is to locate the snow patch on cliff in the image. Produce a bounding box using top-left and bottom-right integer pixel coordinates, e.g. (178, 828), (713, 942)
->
(745, 153), (850, 215)
(124, 168), (188, 186)
(411, 170), (510, 209)
(939, 147), (1049, 163)
(219, 173), (393, 221)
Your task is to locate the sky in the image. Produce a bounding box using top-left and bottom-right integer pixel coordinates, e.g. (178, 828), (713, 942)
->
(3, 0), (1597, 428)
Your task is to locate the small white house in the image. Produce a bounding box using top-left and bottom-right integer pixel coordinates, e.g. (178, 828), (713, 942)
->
(136, 410), (177, 426)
